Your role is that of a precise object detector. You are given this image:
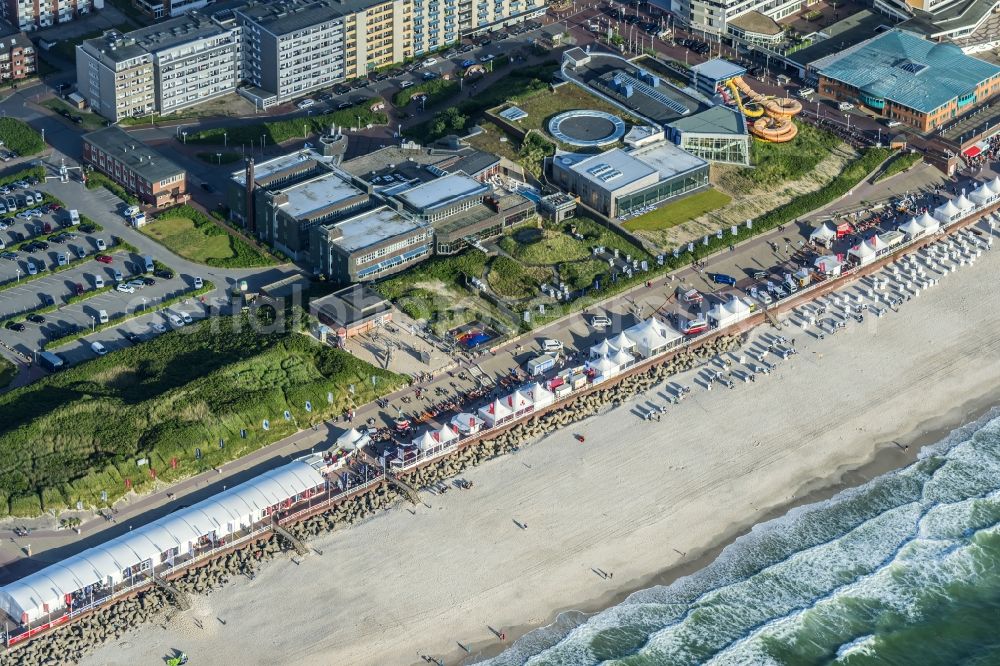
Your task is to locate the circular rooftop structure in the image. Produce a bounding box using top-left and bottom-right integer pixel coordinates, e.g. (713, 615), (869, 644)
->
(548, 110), (626, 147)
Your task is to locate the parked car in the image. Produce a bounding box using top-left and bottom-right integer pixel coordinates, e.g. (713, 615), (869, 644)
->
(116, 283), (134, 294)
(193, 276), (203, 289)
(26, 313), (45, 324)
(91, 341), (108, 356)
(4, 320), (24, 332)
(296, 98), (315, 109)
(838, 101), (854, 111)
(96, 255), (113, 264)
(154, 269), (174, 279)
(422, 57), (438, 67)
(150, 322), (167, 333)
(94, 275), (104, 288)
(74, 282), (85, 296)
(95, 238), (107, 251)
(399, 80), (415, 89)
(113, 269), (123, 282)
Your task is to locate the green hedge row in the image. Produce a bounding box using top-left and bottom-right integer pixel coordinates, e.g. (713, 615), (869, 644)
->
(393, 78), (459, 107)
(188, 100), (388, 146)
(44, 281), (214, 350)
(0, 118), (45, 156)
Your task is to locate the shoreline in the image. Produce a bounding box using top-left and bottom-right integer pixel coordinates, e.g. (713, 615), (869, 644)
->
(461, 386), (1000, 664)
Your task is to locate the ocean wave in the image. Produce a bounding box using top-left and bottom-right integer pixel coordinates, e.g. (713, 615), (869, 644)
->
(480, 410), (1000, 666)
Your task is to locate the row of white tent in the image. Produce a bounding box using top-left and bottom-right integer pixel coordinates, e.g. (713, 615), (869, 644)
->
(934, 177), (1000, 224)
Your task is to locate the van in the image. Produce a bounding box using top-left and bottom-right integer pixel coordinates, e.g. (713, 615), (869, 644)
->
(94, 275), (104, 289)
(142, 255), (154, 273)
(124, 205), (141, 218)
(68, 209), (80, 225)
(590, 315), (611, 328)
(168, 313), (185, 328)
(541, 338), (564, 352)
(98, 309), (109, 324)
(90, 341), (107, 356)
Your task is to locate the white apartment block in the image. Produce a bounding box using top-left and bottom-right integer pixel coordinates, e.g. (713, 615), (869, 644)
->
(3, 0), (98, 31)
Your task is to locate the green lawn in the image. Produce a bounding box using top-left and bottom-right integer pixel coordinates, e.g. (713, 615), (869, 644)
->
(143, 217), (234, 263)
(141, 206), (275, 268)
(512, 83), (639, 137)
(0, 318), (406, 516)
(499, 227), (590, 264)
(623, 189), (733, 231)
(876, 151), (922, 182)
(0, 356), (15, 389)
(189, 101), (387, 146)
(487, 255), (542, 300)
(723, 121), (842, 194)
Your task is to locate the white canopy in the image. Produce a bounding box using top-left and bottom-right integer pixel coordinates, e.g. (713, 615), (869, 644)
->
(970, 183), (993, 204)
(989, 176), (1000, 195)
(451, 412), (485, 434)
(524, 382), (554, 409)
(609, 347), (634, 368)
(507, 389), (534, 412)
(478, 398), (512, 426)
(413, 430), (440, 452)
(814, 254), (842, 275)
(916, 211), (939, 234)
(587, 356), (618, 378)
(0, 460), (326, 624)
(707, 296), (752, 328)
(898, 217), (924, 237)
(336, 428), (370, 451)
(589, 339), (619, 358)
(809, 222), (836, 244)
(934, 199), (961, 223)
(436, 424), (458, 445)
(848, 238), (877, 264)
(953, 193), (975, 211)
(607, 331), (636, 350)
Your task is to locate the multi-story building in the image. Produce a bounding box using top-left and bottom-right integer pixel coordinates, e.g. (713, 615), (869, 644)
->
(82, 126), (187, 208)
(813, 30), (1000, 132)
(0, 33), (36, 83)
(134, 0), (208, 20)
(412, 0), (544, 54)
(314, 205), (432, 282)
(76, 15), (241, 121)
(76, 32), (155, 122)
(2, 0), (95, 32)
(666, 0), (808, 39)
(235, 0), (354, 109)
(344, 0), (411, 79)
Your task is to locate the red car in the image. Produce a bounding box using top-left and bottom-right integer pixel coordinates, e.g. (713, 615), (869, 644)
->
(74, 282), (84, 295)
(95, 255), (113, 264)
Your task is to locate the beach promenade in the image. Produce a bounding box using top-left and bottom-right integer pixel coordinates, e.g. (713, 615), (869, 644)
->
(79, 219), (1000, 666)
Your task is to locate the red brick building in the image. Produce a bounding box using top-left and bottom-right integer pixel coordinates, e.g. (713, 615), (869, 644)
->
(82, 126), (187, 208)
(0, 33), (36, 83)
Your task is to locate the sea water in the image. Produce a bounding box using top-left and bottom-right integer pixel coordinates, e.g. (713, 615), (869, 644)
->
(482, 408), (1000, 666)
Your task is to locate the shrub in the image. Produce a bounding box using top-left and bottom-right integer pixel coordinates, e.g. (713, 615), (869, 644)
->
(9, 493), (42, 517)
(393, 78), (459, 107)
(0, 118), (45, 155)
(41, 486), (67, 511)
(188, 101), (388, 146)
(85, 170), (140, 206)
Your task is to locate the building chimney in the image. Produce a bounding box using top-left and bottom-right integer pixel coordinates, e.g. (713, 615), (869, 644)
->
(246, 158), (256, 234)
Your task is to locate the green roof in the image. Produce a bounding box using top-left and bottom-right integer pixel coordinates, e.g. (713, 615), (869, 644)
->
(669, 106), (747, 136)
(813, 29), (1000, 113)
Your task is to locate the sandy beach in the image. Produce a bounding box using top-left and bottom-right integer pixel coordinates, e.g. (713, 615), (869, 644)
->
(79, 235), (1000, 666)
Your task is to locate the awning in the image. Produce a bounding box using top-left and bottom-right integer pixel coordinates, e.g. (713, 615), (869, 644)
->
(964, 145), (981, 158)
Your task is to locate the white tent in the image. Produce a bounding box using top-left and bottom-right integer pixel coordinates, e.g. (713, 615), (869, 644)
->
(507, 389), (534, 413)
(587, 356), (619, 380)
(809, 222), (837, 246)
(970, 183), (994, 205)
(989, 176), (1000, 196)
(451, 412), (485, 434)
(934, 199), (961, 223)
(953, 193), (975, 212)
(478, 398), (513, 427)
(814, 254), (842, 276)
(607, 330), (636, 351)
(589, 339), (619, 359)
(848, 238), (877, 265)
(524, 382), (554, 409)
(336, 428), (370, 451)
(609, 347), (634, 369)
(707, 296), (752, 329)
(916, 211), (939, 234)
(898, 217), (924, 239)
(413, 430), (440, 453)
(436, 424), (458, 445)
(0, 460), (326, 624)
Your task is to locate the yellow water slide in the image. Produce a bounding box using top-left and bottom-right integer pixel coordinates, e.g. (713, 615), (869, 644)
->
(725, 76), (802, 143)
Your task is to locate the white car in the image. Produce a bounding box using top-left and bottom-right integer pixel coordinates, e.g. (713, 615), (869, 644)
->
(837, 101), (854, 111)
(399, 80), (415, 89)
(75, 246), (86, 259)
(296, 98), (315, 109)
(168, 313), (185, 328)
(116, 283), (135, 294)
(541, 338), (564, 352)
(94, 275), (104, 289)
(96, 238), (107, 251)
(113, 269), (123, 282)
(26, 261), (37, 275)
(193, 276), (203, 289)
(91, 341), (108, 356)
(422, 57), (438, 67)
(150, 322), (167, 333)
(756, 289), (773, 305)
(179, 311), (193, 324)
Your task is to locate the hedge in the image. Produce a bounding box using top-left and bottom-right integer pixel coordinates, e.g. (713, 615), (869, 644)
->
(44, 281), (215, 350)
(188, 100), (388, 146)
(393, 78), (459, 107)
(0, 118), (45, 156)
(85, 170), (140, 206)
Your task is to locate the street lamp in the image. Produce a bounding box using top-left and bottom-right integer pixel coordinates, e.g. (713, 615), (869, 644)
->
(223, 132), (228, 148)
(845, 114), (851, 132)
(142, 297), (147, 312)
(216, 152), (222, 164)
(91, 316), (95, 332)
(181, 131), (188, 144)
(356, 115), (361, 131)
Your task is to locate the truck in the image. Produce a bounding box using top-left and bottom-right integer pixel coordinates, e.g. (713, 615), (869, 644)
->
(37, 350), (64, 372)
(68, 209), (80, 225)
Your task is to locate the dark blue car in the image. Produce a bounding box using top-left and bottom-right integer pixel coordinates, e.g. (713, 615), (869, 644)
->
(708, 272), (737, 286)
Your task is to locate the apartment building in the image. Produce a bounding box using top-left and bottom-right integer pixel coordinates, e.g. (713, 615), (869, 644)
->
(82, 126), (187, 208)
(413, 0), (544, 54)
(344, 0), (410, 79)
(76, 14), (241, 121)
(0, 33), (36, 83)
(2, 0), (96, 32)
(76, 32), (155, 122)
(134, 0), (209, 20)
(235, 0), (355, 108)
(669, 0), (806, 38)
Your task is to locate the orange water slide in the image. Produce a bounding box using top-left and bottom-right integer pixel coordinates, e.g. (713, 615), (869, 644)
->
(731, 76), (802, 143)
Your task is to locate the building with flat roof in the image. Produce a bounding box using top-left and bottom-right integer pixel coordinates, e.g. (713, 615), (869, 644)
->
(813, 29), (1000, 132)
(82, 127), (187, 208)
(551, 140), (709, 219)
(313, 206), (431, 281)
(310, 283), (393, 339)
(341, 142), (501, 187)
(690, 58), (746, 99)
(0, 33), (36, 84)
(667, 105), (750, 166)
(2, 0), (95, 31)
(77, 14), (241, 121)
(669, 0), (804, 39)
(230, 152), (371, 260)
